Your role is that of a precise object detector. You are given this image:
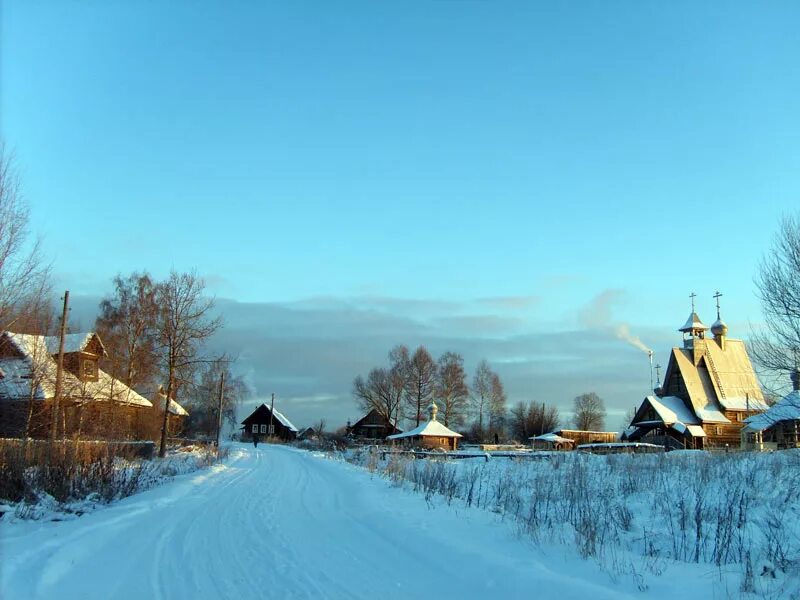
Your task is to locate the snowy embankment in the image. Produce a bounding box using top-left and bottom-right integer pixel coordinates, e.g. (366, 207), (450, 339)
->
(346, 447), (800, 598)
(0, 443), (730, 600)
(0, 443), (224, 521)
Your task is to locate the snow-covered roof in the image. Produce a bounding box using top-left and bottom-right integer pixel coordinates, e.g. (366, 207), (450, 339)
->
(686, 425), (706, 437)
(44, 332), (106, 356)
(717, 395), (770, 412)
(153, 389), (189, 416)
(387, 419), (462, 440)
(743, 391), (800, 432)
(634, 395), (700, 426)
(679, 312), (709, 332)
(273, 408), (298, 432)
(530, 433), (574, 444)
(0, 332), (151, 408)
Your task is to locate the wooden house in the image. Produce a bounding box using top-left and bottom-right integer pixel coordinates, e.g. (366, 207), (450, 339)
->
(387, 401), (462, 451)
(741, 370), (800, 451)
(297, 427), (317, 441)
(241, 403), (298, 441)
(553, 429), (617, 447)
(626, 304), (768, 449)
(0, 331), (153, 440)
(347, 408), (402, 441)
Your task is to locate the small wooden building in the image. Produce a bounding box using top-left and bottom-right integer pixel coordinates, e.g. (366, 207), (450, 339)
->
(741, 370), (800, 451)
(387, 401), (461, 451)
(348, 408), (402, 441)
(241, 403), (298, 441)
(530, 432), (575, 451)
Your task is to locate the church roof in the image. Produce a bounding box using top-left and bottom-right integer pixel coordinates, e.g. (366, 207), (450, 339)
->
(679, 312), (709, 333)
(664, 338), (766, 419)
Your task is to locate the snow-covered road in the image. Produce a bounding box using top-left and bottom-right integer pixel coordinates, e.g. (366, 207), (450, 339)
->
(2, 444), (637, 600)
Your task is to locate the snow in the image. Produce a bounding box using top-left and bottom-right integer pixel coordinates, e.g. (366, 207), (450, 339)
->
(3, 444), (798, 599)
(0, 444), (653, 600)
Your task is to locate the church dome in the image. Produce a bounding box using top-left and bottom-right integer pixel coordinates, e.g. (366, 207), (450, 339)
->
(711, 318), (728, 337)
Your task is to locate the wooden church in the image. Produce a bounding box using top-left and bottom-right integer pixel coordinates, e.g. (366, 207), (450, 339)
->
(626, 294), (768, 449)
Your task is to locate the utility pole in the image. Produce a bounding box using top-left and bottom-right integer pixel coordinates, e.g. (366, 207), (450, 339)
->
(215, 371), (225, 455)
(269, 392), (275, 438)
(50, 290), (69, 444)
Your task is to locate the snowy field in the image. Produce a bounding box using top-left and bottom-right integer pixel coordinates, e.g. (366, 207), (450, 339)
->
(347, 446), (800, 598)
(2, 444), (798, 599)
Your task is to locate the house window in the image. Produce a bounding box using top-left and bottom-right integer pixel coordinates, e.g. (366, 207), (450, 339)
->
(82, 359), (96, 378)
(252, 424), (258, 433)
(260, 424), (267, 433)
(268, 424), (275, 435)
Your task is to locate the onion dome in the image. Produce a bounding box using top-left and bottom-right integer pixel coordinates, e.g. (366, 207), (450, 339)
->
(711, 318), (728, 337)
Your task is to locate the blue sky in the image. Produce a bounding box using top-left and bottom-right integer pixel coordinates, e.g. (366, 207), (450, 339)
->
(2, 2), (799, 427)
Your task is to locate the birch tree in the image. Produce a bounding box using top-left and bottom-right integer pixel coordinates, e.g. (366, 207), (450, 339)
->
(155, 271), (221, 457)
(0, 144), (49, 331)
(435, 351), (469, 428)
(95, 272), (158, 390)
(404, 346), (437, 427)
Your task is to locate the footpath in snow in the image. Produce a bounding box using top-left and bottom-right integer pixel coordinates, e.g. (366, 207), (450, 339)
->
(2, 444), (732, 600)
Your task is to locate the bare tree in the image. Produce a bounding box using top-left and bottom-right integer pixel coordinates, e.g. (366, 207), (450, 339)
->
(509, 401), (560, 441)
(95, 272), (158, 390)
(751, 214), (800, 390)
(471, 359), (492, 439)
(0, 144), (49, 331)
(314, 418), (326, 438)
(572, 392), (606, 431)
(488, 372), (507, 439)
(405, 346), (437, 427)
(155, 271), (222, 457)
(435, 351), (469, 428)
(185, 357), (247, 438)
(353, 367), (404, 426)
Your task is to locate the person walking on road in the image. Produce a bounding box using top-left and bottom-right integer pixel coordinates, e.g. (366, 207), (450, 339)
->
(253, 433), (260, 448)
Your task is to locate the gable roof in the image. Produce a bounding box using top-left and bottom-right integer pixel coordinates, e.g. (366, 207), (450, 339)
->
(743, 391), (800, 433)
(44, 332), (107, 356)
(633, 395), (702, 426)
(662, 338), (766, 422)
(351, 408), (401, 431)
(0, 332), (151, 407)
